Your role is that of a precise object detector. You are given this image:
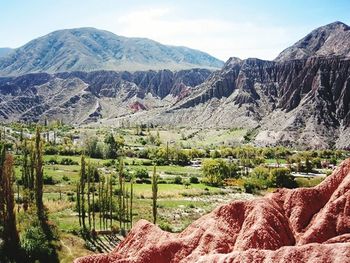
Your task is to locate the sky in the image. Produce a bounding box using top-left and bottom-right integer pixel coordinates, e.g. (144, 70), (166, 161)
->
(1, 0), (349, 61)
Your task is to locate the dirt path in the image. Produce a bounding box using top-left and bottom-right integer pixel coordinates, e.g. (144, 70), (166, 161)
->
(61, 240), (73, 256)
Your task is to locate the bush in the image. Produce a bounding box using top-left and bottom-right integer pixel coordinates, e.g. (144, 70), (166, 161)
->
(135, 178), (152, 184)
(60, 157), (78, 165)
(174, 176), (183, 184)
(158, 222), (173, 232)
(243, 181), (258, 194)
(47, 157), (58, 165)
(135, 168), (149, 179)
(188, 203), (195, 208)
(189, 176), (199, 184)
(104, 159), (116, 167)
(45, 145), (59, 155)
(62, 175), (70, 182)
(43, 174), (56, 185)
(21, 225), (54, 262)
(269, 168), (297, 188)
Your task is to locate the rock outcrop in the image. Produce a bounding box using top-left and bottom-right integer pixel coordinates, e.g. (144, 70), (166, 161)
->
(0, 69), (211, 124)
(152, 56), (350, 148)
(74, 158), (350, 263)
(275, 21), (350, 61)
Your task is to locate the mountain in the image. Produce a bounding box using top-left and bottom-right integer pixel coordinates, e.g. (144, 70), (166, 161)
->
(0, 48), (12, 58)
(75, 158), (350, 263)
(0, 68), (211, 124)
(0, 28), (223, 76)
(144, 55), (350, 149)
(275, 21), (350, 61)
(0, 22), (349, 149)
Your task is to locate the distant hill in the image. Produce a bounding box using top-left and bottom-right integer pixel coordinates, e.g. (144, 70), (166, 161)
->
(275, 21), (350, 61)
(0, 28), (224, 76)
(0, 48), (13, 58)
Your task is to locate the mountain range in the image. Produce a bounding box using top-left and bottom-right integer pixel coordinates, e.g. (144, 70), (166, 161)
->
(0, 21), (349, 149)
(0, 28), (223, 76)
(0, 48), (13, 58)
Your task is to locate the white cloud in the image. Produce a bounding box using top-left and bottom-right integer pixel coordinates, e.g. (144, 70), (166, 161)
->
(87, 7), (304, 61)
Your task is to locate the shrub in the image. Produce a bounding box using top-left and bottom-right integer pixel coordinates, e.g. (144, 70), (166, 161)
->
(21, 226), (54, 262)
(243, 181), (258, 194)
(135, 168), (149, 179)
(45, 145), (59, 155)
(104, 159), (116, 167)
(269, 168), (297, 188)
(47, 157), (58, 165)
(174, 176), (183, 184)
(43, 174), (56, 185)
(158, 222), (173, 232)
(62, 175), (70, 182)
(135, 178), (152, 184)
(60, 158), (78, 165)
(189, 176), (199, 184)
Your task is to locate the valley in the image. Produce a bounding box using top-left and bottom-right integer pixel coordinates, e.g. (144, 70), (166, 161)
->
(0, 5), (349, 261)
(0, 122), (348, 262)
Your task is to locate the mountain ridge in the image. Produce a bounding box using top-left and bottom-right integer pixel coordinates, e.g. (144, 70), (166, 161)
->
(0, 48), (13, 58)
(275, 21), (350, 61)
(0, 22), (349, 149)
(0, 27), (223, 76)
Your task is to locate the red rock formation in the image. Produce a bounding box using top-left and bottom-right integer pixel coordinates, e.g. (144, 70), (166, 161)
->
(75, 159), (350, 263)
(129, 101), (147, 112)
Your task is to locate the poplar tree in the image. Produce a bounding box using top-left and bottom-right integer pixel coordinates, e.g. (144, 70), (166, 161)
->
(118, 160), (124, 229)
(80, 156), (87, 230)
(76, 183), (81, 227)
(152, 166), (159, 224)
(109, 175), (113, 229)
(92, 167), (96, 230)
(0, 148), (21, 261)
(98, 179), (102, 230)
(130, 175), (134, 228)
(87, 163), (91, 230)
(35, 127), (45, 223)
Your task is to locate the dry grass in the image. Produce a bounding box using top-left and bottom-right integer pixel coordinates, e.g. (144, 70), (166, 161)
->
(58, 233), (92, 263)
(46, 199), (74, 213)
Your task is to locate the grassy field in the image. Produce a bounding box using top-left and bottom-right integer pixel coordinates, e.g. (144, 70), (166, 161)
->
(7, 124), (348, 262)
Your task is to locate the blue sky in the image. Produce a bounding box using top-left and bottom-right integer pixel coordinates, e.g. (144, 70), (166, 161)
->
(1, 0), (349, 60)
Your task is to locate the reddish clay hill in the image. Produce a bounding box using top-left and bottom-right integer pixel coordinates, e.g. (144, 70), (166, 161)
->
(75, 159), (350, 263)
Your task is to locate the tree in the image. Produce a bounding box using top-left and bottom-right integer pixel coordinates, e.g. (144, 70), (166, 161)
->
(104, 133), (117, 159)
(130, 175), (134, 228)
(251, 166), (270, 180)
(269, 168), (297, 188)
(202, 159), (230, 186)
(35, 127), (45, 223)
(87, 162), (91, 230)
(0, 151), (21, 261)
(79, 155), (87, 230)
(305, 157), (312, 174)
(151, 166), (158, 224)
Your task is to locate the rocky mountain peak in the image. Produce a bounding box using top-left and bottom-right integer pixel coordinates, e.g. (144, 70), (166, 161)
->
(275, 21), (350, 61)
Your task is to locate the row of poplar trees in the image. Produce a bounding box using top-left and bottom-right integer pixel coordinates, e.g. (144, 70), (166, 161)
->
(76, 157), (135, 233)
(0, 127), (49, 262)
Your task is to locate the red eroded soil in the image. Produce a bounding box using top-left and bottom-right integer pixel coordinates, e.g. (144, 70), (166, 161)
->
(75, 159), (350, 263)
(129, 101), (147, 112)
